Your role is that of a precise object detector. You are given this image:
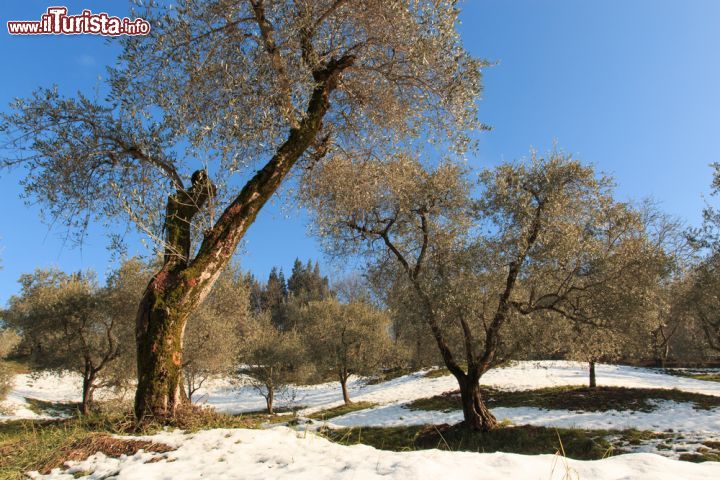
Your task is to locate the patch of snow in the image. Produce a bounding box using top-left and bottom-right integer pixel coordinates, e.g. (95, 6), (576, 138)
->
(0, 371), (118, 421)
(29, 427), (720, 480)
(326, 400), (720, 435)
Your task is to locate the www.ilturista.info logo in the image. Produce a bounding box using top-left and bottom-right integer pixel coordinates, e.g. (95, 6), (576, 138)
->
(7, 7), (150, 36)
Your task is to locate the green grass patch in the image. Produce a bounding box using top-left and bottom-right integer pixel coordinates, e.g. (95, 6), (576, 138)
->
(24, 398), (81, 417)
(407, 386), (720, 413)
(679, 451), (720, 463)
(365, 368), (414, 385)
(320, 424), (693, 461)
(422, 368), (451, 379)
(237, 404), (306, 416)
(1, 360), (32, 375)
(608, 428), (671, 445)
(690, 373), (720, 382)
(664, 369), (720, 383)
(309, 401), (378, 420)
(321, 424), (618, 460)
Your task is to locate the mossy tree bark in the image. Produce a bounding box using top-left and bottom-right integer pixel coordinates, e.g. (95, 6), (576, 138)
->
(134, 56), (354, 421)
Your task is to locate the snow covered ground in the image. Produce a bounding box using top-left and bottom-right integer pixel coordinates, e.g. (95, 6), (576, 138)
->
(4, 361), (720, 434)
(29, 427), (720, 480)
(0, 371), (120, 421)
(5, 361), (720, 479)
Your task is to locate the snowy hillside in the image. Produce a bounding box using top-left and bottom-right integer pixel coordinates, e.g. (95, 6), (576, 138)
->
(4, 361), (720, 479)
(8, 361), (720, 432)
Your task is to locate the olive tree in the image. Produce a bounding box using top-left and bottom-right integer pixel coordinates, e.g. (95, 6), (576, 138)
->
(183, 263), (248, 401)
(303, 151), (660, 431)
(300, 298), (391, 404)
(238, 312), (310, 414)
(686, 255), (720, 356)
(4, 269), (135, 414)
(1, 0), (483, 420)
(685, 164), (720, 357)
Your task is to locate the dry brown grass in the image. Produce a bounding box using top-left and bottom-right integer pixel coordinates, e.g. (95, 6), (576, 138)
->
(33, 434), (174, 474)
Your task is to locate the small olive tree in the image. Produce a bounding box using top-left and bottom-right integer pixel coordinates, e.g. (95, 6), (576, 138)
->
(238, 312), (310, 414)
(4, 269), (135, 413)
(300, 298), (391, 404)
(184, 263), (248, 401)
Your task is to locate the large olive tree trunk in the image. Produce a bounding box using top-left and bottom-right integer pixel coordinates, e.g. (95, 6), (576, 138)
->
(134, 57), (354, 420)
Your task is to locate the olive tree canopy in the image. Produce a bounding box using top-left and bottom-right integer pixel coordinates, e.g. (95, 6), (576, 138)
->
(302, 151), (664, 430)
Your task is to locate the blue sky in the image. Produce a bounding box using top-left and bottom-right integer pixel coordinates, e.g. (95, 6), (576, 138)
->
(1, 0), (718, 304)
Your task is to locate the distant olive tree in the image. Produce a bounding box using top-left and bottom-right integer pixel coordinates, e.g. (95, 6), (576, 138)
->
(0, 328), (20, 401)
(300, 298), (391, 404)
(184, 263), (248, 401)
(99, 258), (154, 397)
(238, 312), (310, 414)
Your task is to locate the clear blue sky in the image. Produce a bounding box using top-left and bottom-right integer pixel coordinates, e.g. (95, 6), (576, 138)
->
(1, 1), (718, 304)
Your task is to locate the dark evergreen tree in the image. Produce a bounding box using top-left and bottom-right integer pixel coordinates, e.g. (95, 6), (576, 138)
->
(261, 268), (289, 329)
(244, 273), (264, 315)
(287, 258), (332, 304)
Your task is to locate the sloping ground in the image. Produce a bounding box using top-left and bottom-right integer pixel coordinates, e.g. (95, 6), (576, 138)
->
(4, 361), (720, 435)
(28, 427), (720, 480)
(326, 399), (720, 433)
(206, 361), (720, 416)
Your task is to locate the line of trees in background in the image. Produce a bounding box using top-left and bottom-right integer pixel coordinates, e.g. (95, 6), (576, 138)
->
(0, 256), (390, 415)
(2, 157), (720, 429)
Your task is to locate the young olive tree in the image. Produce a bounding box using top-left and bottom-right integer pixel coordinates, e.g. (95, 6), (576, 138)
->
(238, 312), (310, 414)
(300, 298), (391, 404)
(0, 0), (482, 419)
(303, 151), (660, 431)
(183, 263), (248, 401)
(4, 269), (135, 413)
